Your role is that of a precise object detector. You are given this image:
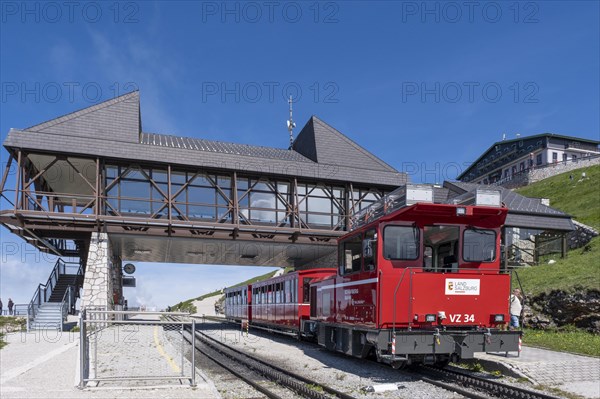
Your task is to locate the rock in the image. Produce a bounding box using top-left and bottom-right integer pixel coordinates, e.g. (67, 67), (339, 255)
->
(527, 288), (600, 334)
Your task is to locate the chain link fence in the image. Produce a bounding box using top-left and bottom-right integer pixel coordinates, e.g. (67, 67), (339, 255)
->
(79, 309), (196, 388)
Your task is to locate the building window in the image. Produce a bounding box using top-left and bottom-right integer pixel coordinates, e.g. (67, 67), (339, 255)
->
(552, 152), (558, 163)
(504, 169), (509, 178)
(512, 165), (517, 175)
(536, 154), (543, 166)
(520, 162), (525, 171)
(572, 154), (577, 162)
(563, 153), (568, 163)
(298, 183), (345, 229)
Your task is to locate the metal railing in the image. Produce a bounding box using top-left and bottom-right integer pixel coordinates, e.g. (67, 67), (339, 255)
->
(27, 258), (83, 330)
(0, 304), (28, 316)
(79, 310), (196, 388)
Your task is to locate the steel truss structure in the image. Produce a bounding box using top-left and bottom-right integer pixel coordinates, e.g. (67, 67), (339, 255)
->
(0, 149), (388, 264)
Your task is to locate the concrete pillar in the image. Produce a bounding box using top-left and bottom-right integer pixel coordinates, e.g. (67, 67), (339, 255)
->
(81, 232), (112, 310)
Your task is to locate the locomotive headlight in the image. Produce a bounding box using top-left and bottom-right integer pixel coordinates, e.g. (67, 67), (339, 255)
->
(425, 314), (436, 322)
(494, 314), (505, 322)
(456, 207), (467, 216)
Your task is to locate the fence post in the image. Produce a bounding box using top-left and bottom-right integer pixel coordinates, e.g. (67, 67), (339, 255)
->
(79, 309), (86, 389)
(191, 319), (196, 387)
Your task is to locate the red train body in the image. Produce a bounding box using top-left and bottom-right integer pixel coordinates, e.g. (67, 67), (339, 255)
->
(225, 187), (521, 367)
(250, 269), (337, 331)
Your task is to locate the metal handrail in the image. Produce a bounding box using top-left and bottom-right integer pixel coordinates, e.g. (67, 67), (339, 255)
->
(27, 258), (83, 330)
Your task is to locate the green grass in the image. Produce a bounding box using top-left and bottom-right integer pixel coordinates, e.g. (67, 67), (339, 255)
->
(516, 164), (600, 230)
(512, 164), (600, 295)
(514, 236), (600, 296)
(523, 327), (600, 357)
(511, 167), (600, 357)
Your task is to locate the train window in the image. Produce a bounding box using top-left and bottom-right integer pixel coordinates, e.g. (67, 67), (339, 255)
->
(424, 246), (433, 270)
(424, 225), (459, 271)
(302, 278), (312, 303)
(463, 228), (496, 262)
(364, 229), (377, 271)
(383, 226), (419, 260)
(293, 278), (298, 303)
(340, 234), (362, 274)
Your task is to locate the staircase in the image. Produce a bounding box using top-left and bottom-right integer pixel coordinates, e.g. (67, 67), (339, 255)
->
(29, 303), (64, 330)
(48, 275), (81, 302)
(28, 259), (83, 331)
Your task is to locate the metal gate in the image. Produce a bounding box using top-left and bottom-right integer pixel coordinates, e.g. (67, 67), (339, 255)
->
(79, 309), (196, 388)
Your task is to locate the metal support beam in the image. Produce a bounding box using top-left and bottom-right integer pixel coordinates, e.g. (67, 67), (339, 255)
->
(0, 153), (14, 197)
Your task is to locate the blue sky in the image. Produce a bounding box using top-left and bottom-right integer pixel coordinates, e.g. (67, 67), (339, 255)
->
(1, 1), (599, 308)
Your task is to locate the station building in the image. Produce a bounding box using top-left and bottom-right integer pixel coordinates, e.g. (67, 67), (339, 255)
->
(458, 133), (600, 185)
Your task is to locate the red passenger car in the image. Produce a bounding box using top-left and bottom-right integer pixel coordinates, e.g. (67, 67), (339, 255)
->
(309, 185), (521, 367)
(250, 269), (336, 335)
(224, 285), (252, 322)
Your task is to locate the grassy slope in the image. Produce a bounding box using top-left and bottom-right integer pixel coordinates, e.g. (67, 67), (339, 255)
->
(514, 236), (600, 296)
(513, 165), (599, 355)
(513, 165), (600, 296)
(516, 164), (599, 230)
(173, 268), (287, 308)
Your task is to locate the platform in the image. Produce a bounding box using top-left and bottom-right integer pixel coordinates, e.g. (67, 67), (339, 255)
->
(476, 346), (600, 398)
(0, 329), (220, 399)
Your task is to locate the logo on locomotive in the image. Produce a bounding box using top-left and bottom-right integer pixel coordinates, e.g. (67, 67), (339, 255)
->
(445, 279), (480, 295)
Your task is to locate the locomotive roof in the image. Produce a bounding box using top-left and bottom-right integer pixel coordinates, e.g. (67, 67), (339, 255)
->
(344, 202), (508, 238)
(444, 181), (575, 231)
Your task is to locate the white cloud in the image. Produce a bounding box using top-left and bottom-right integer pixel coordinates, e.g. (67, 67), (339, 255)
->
(87, 30), (182, 134)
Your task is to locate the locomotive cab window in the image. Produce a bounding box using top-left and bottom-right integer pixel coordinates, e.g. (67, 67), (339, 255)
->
(363, 229), (377, 271)
(339, 234), (362, 274)
(463, 228), (496, 262)
(383, 226), (419, 260)
(423, 225), (459, 271)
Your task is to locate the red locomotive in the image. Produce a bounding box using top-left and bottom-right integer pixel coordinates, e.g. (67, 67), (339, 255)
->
(225, 185), (521, 367)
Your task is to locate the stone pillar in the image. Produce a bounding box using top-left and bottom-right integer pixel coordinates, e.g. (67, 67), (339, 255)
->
(81, 232), (112, 311)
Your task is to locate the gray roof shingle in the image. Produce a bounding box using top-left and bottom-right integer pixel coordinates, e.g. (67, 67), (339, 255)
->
(141, 132), (311, 162)
(3, 91), (407, 187)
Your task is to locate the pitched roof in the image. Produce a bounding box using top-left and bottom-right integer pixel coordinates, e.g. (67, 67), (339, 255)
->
(25, 91), (141, 144)
(292, 116), (397, 173)
(444, 181), (574, 231)
(4, 91), (407, 187)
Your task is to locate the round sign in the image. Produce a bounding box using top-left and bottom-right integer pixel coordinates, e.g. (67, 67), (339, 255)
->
(123, 263), (136, 274)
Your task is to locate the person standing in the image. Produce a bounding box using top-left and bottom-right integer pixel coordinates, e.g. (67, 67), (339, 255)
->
(509, 289), (523, 330)
(8, 298), (14, 316)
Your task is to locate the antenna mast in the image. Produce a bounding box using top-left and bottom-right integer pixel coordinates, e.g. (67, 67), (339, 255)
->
(287, 95), (296, 149)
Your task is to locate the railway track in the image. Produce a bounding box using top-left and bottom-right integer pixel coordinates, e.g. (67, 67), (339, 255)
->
(172, 317), (357, 399)
(417, 365), (564, 399)
(195, 316), (566, 399)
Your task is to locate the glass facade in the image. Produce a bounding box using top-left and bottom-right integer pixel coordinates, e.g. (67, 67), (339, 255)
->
(103, 163), (383, 230)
